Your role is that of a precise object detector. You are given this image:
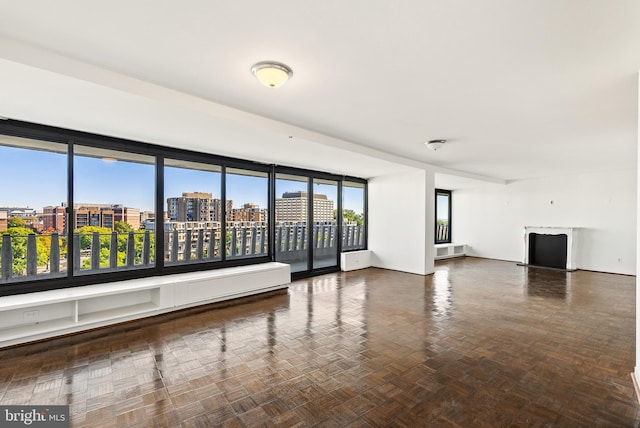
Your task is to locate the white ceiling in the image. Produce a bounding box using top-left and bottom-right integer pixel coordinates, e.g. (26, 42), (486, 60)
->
(0, 1), (638, 188)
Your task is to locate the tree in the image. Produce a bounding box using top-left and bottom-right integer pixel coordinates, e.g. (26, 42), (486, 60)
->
(7, 217), (25, 228)
(36, 234), (51, 268)
(3, 226), (33, 274)
(1, 226), (56, 275)
(226, 230), (236, 257)
(342, 209), (364, 226)
(75, 225), (155, 269)
(134, 231), (155, 264)
(75, 226), (111, 269)
(76, 226), (111, 250)
(114, 221), (133, 234)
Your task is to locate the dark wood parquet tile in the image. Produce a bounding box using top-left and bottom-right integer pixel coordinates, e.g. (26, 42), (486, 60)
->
(0, 257), (639, 426)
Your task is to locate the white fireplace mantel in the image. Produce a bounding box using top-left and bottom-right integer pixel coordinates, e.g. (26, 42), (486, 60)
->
(524, 226), (580, 270)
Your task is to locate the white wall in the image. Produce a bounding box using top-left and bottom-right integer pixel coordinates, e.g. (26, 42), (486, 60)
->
(368, 169), (435, 275)
(453, 169), (636, 275)
(635, 71), (639, 386)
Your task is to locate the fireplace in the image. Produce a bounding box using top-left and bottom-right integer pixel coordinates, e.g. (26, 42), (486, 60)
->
(523, 226), (579, 271)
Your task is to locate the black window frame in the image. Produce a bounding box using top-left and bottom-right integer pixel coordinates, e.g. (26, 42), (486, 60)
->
(0, 119), (368, 296)
(435, 189), (452, 244)
(273, 165), (367, 280)
(341, 180), (368, 252)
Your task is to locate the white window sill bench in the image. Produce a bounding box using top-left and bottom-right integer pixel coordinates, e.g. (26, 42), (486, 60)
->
(435, 243), (466, 260)
(0, 262), (290, 348)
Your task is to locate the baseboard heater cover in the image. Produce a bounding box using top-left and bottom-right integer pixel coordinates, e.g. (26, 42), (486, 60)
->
(0, 262), (291, 348)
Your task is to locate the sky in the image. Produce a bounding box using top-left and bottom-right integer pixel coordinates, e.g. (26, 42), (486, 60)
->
(1, 145), (365, 214)
(437, 193), (450, 222)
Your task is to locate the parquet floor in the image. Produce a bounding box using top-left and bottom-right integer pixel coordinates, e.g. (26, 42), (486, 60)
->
(0, 257), (638, 427)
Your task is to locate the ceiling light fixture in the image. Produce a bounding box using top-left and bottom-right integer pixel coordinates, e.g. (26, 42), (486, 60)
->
(425, 139), (446, 151)
(251, 61), (293, 88)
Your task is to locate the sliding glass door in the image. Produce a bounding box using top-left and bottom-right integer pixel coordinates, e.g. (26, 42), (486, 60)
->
(275, 174), (309, 273)
(274, 173), (341, 275)
(312, 178), (338, 270)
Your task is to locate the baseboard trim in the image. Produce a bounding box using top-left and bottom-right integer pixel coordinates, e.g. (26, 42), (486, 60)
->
(631, 372), (640, 405)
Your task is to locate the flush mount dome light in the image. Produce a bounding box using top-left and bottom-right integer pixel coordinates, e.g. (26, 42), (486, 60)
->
(425, 139), (446, 151)
(251, 61), (293, 88)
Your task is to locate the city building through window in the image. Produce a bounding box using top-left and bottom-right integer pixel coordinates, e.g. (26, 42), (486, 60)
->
(225, 168), (269, 260)
(164, 159), (222, 265)
(73, 145), (155, 275)
(0, 135), (67, 283)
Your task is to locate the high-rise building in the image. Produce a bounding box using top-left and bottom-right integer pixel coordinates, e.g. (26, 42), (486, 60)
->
(68, 203), (141, 231)
(114, 206), (140, 230)
(0, 210), (7, 231)
(275, 192), (334, 223)
(140, 210), (155, 222)
(74, 206), (114, 229)
(230, 203), (264, 222)
(140, 211), (155, 230)
(212, 198), (233, 222)
(167, 192), (212, 222)
(43, 206), (66, 233)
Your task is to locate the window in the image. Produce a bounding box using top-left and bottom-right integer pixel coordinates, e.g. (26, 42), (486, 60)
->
(274, 169), (366, 277)
(312, 178), (338, 269)
(0, 136), (67, 284)
(0, 120), (368, 296)
(435, 189), (451, 244)
(164, 159), (222, 265)
(225, 168), (269, 259)
(73, 146), (155, 274)
(342, 181), (366, 251)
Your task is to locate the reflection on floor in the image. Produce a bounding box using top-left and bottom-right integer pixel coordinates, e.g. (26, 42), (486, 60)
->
(0, 257), (638, 426)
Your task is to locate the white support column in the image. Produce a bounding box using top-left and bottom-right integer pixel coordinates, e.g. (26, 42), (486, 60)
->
(425, 169), (435, 274)
(369, 168), (435, 276)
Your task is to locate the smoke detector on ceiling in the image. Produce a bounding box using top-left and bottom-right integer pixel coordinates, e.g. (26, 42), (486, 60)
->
(425, 140), (446, 151)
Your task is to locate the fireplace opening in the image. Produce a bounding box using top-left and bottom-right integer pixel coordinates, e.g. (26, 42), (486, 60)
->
(528, 233), (568, 269)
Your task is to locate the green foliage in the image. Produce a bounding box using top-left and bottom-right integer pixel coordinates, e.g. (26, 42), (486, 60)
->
(130, 231), (155, 265)
(226, 230), (233, 256)
(114, 221), (133, 234)
(0, 228), (57, 275)
(99, 247), (112, 268)
(35, 234), (51, 267)
(75, 226), (154, 269)
(1, 225), (156, 277)
(342, 209), (364, 226)
(7, 217), (26, 228)
(2, 227), (44, 274)
(76, 226), (115, 268)
(76, 226), (111, 250)
(3, 227), (31, 274)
